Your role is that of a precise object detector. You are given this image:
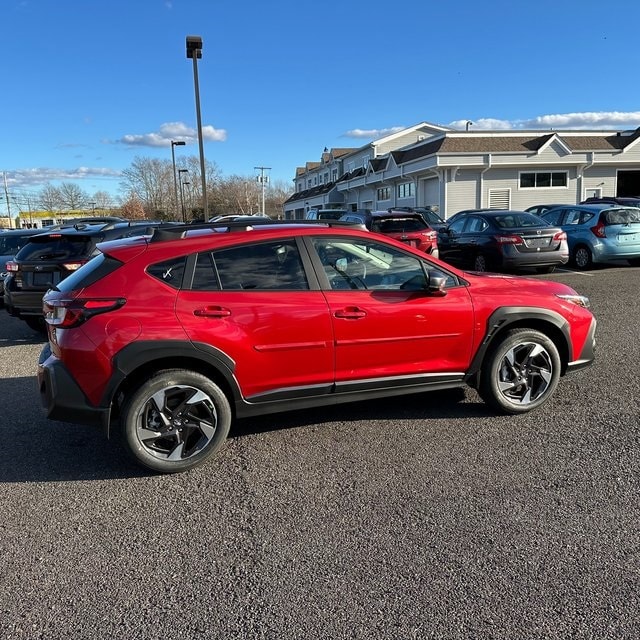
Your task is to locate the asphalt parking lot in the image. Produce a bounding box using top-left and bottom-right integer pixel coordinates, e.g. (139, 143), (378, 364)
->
(0, 265), (638, 640)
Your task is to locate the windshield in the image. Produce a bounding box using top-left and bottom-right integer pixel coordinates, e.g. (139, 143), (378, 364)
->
(15, 235), (93, 261)
(493, 213), (546, 228)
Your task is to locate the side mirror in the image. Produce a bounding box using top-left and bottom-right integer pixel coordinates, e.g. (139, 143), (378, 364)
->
(427, 275), (448, 297)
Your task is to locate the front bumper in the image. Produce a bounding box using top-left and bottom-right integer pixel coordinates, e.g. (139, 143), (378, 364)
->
(566, 316), (597, 373)
(37, 344), (110, 431)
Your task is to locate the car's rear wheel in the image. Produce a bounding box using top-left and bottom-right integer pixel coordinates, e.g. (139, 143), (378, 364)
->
(479, 328), (561, 414)
(120, 369), (231, 473)
(573, 245), (593, 270)
(24, 316), (46, 333)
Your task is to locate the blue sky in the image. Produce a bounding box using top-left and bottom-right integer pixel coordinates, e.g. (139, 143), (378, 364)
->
(3, 0), (640, 212)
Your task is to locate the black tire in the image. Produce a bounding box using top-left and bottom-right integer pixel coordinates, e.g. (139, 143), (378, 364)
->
(120, 369), (231, 473)
(24, 316), (46, 333)
(628, 257), (640, 267)
(479, 328), (561, 414)
(535, 265), (556, 274)
(572, 245), (593, 270)
(473, 253), (488, 272)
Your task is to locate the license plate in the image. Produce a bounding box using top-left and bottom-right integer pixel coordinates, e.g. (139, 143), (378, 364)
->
(618, 233), (638, 243)
(33, 272), (54, 286)
(526, 237), (550, 248)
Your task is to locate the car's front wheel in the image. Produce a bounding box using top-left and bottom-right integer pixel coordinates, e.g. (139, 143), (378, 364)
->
(120, 369), (231, 473)
(479, 329), (561, 414)
(473, 253), (488, 272)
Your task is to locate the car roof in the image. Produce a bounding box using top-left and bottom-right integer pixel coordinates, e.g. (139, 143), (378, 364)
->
(0, 228), (43, 236)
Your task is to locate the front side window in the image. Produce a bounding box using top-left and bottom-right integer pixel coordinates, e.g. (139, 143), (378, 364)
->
(312, 236), (457, 291)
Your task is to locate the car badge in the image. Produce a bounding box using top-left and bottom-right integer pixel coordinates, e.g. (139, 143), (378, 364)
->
(536, 229), (542, 235)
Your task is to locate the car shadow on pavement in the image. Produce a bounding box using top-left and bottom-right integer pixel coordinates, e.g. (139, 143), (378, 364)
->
(0, 376), (154, 483)
(1, 376), (490, 482)
(232, 387), (492, 439)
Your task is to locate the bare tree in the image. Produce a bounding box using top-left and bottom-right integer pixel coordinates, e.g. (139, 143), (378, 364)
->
(92, 190), (114, 210)
(57, 182), (89, 210)
(120, 156), (173, 218)
(178, 155), (221, 217)
(266, 179), (293, 218)
(38, 184), (62, 211)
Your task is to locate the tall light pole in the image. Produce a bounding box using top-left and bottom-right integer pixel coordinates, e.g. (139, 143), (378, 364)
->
(186, 36), (208, 219)
(180, 180), (191, 222)
(178, 169), (189, 222)
(255, 166), (271, 215)
(171, 140), (186, 220)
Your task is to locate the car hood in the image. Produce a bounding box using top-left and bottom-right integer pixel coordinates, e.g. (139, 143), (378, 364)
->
(463, 270), (579, 297)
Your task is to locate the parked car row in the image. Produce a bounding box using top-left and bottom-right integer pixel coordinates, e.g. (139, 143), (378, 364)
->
(3, 218), (174, 330)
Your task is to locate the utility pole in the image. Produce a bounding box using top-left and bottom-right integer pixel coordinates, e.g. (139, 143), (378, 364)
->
(254, 166), (271, 215)
(3, 172), (11, 225)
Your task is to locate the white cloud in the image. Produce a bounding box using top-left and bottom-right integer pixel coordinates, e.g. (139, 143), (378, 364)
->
(342, 127), (406, 139)
(449, 111), (640, 131)
(118, 121), (227, 147)
(4, 167), (121, 188)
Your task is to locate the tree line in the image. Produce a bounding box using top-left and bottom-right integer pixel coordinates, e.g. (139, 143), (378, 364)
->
(30, 155), (293, 221)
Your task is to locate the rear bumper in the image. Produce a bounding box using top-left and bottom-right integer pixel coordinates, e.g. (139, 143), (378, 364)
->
(37, 344), (110, 430)
(4, 289), (46, 316)
(501, 243), (569, 268)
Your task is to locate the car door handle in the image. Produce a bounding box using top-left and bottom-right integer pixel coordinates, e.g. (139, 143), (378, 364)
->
(193, 306), (231, 318)
(334, 307), (366, 319)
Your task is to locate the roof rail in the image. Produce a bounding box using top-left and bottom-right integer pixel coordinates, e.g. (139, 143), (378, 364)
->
(148, 218), (364, 243)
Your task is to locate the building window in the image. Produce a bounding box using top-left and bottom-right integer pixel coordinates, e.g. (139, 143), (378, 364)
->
(377, 187), (390, 201)
(332, 169), (338, 182)
(397, 182), (414, 198)
(520, 172), (567, 188)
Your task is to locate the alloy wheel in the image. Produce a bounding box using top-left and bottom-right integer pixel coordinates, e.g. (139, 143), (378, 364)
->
(496, 341), (554, 406)
(136, 384), (219, 461)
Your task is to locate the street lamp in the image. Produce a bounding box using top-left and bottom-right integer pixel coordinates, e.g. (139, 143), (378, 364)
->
(171, 140), (186, 220)
(186, 35), (208, 218)
(178, 169), (189, 222)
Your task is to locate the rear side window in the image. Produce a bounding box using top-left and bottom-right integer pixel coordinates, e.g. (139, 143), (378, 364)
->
(210, 240), (308, 291)
(147, 257), (187, 289)
(15, 235), (92, 261)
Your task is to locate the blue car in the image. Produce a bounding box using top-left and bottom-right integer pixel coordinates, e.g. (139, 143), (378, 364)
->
(540, 204), (640, 269)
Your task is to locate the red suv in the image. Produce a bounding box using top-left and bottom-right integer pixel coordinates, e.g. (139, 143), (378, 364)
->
(37, 220), (596, 473)
(340, 211), (439, 257)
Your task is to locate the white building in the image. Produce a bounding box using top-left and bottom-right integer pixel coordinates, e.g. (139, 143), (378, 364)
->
(284, 122), (640, 219)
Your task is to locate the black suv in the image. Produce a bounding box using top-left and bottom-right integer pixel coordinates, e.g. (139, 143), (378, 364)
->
(4, 220), (168, 330)
(580, 196), (640, 206)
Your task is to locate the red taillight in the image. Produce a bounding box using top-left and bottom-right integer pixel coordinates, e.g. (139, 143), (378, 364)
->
(43, 297), (126, 328)
(6, 261), (18, 272)
(590, 222), (607, 238)
(553, 231), (567, 241)
(495, 235), (523, 245)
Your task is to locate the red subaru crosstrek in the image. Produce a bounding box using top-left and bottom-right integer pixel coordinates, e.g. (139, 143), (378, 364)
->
(37, 220), (596, 473)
